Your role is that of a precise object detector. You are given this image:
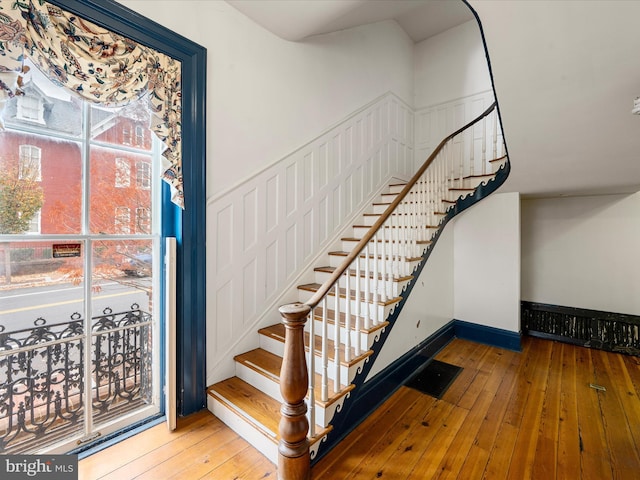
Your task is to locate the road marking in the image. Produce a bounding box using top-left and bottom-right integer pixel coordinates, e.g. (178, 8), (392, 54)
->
(0, 291), (141, 315)
(0, 282), (120, 299)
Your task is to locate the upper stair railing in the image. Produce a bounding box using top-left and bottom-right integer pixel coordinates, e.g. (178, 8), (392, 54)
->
(277, 102), (504, 480)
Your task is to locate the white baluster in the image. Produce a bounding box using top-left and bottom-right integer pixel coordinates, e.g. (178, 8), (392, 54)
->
(372, 237), (379, 325)
(334, 283), (340, 393)
(380, 229), (388, 303)
(344, 271), (351, 362)
(492, 108), (498, 161)
(308, 307), (315, 437)
(363, 244), (371, 330)
(354, 256), (361, 356)
(321, 298), (328, 402)
(482, 115), (487, 175)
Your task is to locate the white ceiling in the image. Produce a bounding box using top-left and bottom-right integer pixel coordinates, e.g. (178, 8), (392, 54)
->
(226, 0), (640, 198)
(226, 0), (473, 43)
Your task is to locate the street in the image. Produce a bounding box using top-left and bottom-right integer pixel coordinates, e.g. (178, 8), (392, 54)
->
(0, 279), (152, 333)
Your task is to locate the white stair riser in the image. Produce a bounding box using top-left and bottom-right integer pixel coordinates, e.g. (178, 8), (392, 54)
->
(388, 184), (405, 194)
(309, 319), (384, 349)
(297, 290), (397, 319)
(328, 254), (422, 273)
(235, 361), (335, 428)
(258, 334), (361, 386)
(313, 270), (411, 297)
(207, 395), (279, 464)
(340, 239), (426, 260)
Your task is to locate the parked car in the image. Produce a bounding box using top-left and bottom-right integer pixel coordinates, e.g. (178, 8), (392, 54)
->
(120, 252), (152, 277)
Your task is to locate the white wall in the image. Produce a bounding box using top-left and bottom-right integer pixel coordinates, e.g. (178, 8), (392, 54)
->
(453, 192), (520, 332)
(414, 20), (491, 110)
(118, 1), (414, 196)
(521, 193), (640, 315)
(468, 0), (640, 197)
(366, 225), (454, 380)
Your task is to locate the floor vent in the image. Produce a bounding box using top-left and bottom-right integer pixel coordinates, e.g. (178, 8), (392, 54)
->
(406, 360), (462, 399)
(522, 301), (640, 356)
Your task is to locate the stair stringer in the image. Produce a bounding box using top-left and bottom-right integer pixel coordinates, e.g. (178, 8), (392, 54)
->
(310, 159), (511, 463)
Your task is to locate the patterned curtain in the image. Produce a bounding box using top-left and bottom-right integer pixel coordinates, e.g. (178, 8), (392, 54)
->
(0, 0), (184, 207)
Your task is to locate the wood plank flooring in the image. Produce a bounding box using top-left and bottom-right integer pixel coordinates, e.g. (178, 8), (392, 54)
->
(79, 336), (640, 479)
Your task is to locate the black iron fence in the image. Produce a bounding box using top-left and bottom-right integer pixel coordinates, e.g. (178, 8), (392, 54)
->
(0, 304), (152, 453)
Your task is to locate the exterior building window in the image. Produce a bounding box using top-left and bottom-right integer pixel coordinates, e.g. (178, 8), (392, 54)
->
(25, 209), (41, 234)
(115, 157), (131, 187)
(17, 95), (44, 123)
(114, 206), (131, 234)
(122, 125), (132, 145)
(135, 207), (151, 234)
(136, 161), (151, 189)
(19, 145), (42, 181)
(135, 125), (144, 146)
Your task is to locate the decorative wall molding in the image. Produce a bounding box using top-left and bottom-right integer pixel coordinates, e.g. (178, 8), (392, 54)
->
(414, 90), (497, 170)
(207, 92), (415, 385)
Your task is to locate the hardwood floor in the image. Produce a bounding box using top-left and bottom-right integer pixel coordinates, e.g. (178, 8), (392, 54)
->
(79, 336), (640, 479)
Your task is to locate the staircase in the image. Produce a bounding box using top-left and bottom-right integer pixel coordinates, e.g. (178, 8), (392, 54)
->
(206, 102), (509, 473)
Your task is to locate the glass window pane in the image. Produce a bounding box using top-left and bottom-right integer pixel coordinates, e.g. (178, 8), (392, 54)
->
(0, 240), (86, 453)
(0, 132), (82, 235)
(90, 103), (153, 152)
(91, 239), (154, 427)
(89, 146), (153, 235)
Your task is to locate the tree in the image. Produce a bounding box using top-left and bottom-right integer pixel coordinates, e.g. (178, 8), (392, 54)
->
(0, 158), (44, 234)
(0, 156), (44, 285)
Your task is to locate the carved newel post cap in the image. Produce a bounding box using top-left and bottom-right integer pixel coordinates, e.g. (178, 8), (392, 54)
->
(279, 302), (311, 317)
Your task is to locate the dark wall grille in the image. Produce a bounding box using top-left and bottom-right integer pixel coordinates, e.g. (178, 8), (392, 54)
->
(522, 301), (640, 356)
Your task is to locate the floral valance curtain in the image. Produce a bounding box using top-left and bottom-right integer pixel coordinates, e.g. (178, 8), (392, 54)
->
(0, 0), (184, 207)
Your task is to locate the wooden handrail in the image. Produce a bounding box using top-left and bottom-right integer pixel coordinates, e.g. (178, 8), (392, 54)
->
(277, 101), (499, 480)
(304, 101), (497, 308)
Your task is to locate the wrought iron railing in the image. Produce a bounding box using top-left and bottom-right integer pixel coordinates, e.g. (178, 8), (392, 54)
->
(277, 102), (507, 479)
(0, 304), (152, 453)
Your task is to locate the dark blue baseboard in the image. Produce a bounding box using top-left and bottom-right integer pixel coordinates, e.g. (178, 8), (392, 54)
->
(311, 320), (456, 464)
(311, 318), (521, 464)
(454, 319), (521, 352)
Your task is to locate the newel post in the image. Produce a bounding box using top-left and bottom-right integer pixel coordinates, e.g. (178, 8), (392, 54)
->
(278, 302), (311, 480)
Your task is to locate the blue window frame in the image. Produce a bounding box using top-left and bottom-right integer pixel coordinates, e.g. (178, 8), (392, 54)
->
(51, 0), (207, 415)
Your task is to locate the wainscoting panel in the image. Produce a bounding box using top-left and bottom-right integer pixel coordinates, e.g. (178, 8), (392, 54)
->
(414, 91), (497, 171)
(206, 93), (414, 384)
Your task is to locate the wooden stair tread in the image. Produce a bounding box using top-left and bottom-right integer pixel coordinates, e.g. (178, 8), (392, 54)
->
(298, 282), (401, 307)
(489, 154), (508, 163)
(448, 187), (475, 191)
(328, 250), (422, 262)
(447, 173), (495, 180)
(315, 265), (412, 283)
(207, 377), (331, 445)
(341, 236), (432, 245)
(207, 377), (281, 441)
(235, 347), (355, 407)
(312, 306), (389, 335)
(259, 325), (373, 368)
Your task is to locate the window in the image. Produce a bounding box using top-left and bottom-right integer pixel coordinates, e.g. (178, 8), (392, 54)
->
(135, 125), (144, 146)
(135, 207), (150, 234)
(115, 157), (131, 187)
(114, 206), (131, 234)
(17, 95), (44, 123)
(122, 125), (132, 145)
(19, 145), (42, 181)
(25, 209), (41, 234)
(136, 160), (151, 189)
